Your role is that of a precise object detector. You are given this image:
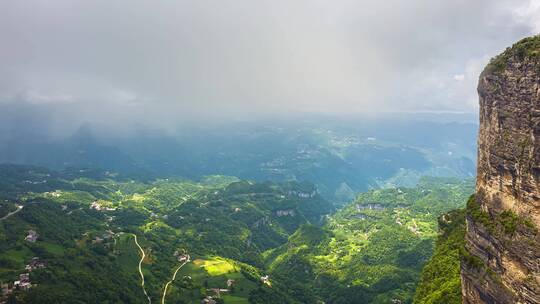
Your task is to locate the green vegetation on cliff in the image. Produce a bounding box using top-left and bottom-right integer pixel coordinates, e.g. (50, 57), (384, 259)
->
(485, 35), (540, 74)
(467, 195), (537, 237)
(413, 209), (465, 304)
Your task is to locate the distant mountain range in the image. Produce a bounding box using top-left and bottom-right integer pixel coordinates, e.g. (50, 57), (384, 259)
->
(0, 117), (477, 204)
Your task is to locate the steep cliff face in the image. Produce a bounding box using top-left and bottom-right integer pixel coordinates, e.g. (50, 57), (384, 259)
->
(462, 36), (540, 304)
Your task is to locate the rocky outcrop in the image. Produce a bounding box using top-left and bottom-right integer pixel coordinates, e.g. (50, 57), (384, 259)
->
(274, 209), (296, 217)
(356, 203), (386, 211)
(462, 36), (540, 304)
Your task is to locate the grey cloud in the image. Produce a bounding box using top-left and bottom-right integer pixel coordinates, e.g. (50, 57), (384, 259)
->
(0, 0), (538, 133)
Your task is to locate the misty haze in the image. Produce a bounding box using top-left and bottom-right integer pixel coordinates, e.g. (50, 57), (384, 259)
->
(0, 1), (539, 304)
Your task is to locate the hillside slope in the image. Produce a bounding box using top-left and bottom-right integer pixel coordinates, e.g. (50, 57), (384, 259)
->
(413, 209), (465, 304)
(0, 165), (333, 303)
(266, 178), (473, 303)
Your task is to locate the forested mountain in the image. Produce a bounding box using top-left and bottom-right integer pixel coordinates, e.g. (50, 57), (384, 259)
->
(0, 165), (473, 303)
(0, 165), (332, 303)
(266, 178), (473, 303)
(5, 0), (540, 302)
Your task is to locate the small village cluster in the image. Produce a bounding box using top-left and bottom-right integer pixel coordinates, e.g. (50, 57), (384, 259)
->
(0, 257), (46, 302)
(24, 230), (38, 242)
(1, 229), (44, 302)
(90, 201), (116, 211)
(201, 278), (236, 304)
(92, 230), (116, 244)
(200, 273), (271, 303)
(173, 250), (189, 262)
(200, 296), (217, 304)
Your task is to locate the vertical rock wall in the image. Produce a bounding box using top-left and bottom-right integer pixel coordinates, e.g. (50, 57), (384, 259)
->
(462, 36), (540, 304)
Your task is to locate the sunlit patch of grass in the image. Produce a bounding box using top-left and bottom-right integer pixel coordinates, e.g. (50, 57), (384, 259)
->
(198, 257), (237, 276)
(130, 193), (145, 203)
(140, 220), (176, 234)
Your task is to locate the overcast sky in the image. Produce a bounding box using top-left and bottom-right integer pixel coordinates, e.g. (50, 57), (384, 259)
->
(1, 0), (539, 134)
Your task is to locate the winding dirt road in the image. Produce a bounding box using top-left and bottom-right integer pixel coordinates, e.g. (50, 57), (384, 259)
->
(0, 205), (23, 221)
(161, 255), (190, 304)
(132, 233), (152, 304)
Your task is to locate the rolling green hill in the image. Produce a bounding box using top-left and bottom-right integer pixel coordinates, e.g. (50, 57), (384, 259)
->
(265, 178), (473, 303)
(0, 165), (333, 303)
(0, 165), (473, 303)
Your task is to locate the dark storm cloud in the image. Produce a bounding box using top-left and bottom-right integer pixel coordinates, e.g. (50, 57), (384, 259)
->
(0, 0), (539, 133)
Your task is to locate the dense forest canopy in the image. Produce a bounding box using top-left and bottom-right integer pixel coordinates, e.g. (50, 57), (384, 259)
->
(0, 165), (473, 303)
